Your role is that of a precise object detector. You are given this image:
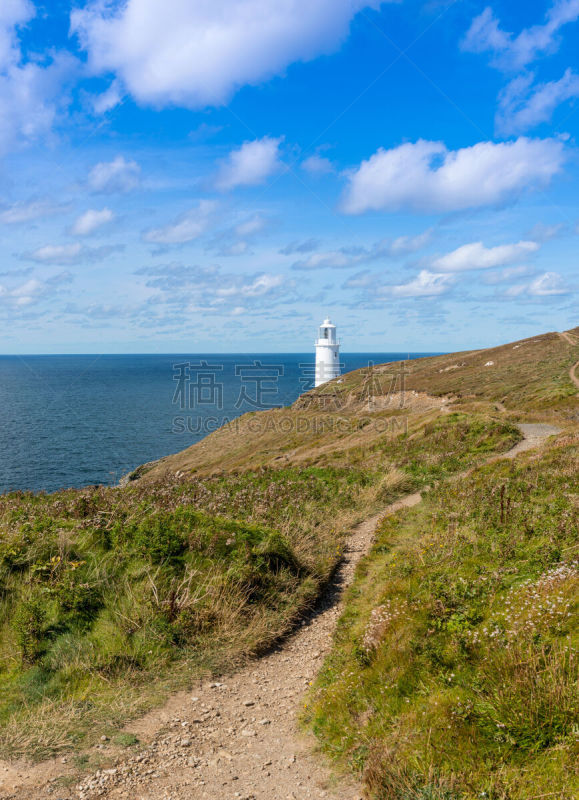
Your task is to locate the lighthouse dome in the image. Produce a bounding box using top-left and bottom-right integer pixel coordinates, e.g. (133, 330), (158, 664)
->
(318, 319), (337, 344)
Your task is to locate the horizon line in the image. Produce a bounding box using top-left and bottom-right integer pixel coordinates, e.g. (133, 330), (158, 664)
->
(0, 350), (443, 358)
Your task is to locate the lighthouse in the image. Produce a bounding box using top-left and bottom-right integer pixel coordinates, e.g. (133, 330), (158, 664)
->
(315, 317), (341, 387)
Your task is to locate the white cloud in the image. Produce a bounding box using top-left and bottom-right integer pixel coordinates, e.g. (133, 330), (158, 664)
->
(0, 1), (33, 68)
(137, 263), (289, 312)
(343, 270), (374, 289)
(70, 207), (115, 236)
(506, 270), (571, 296)
(91, 80), (123, 114)
(234, 215), (267, 238)
(87, 156), (141, 193)
(389, 230), (432, 255)
(341, 268), (457, 301)
(483, 265), (536, 284)
(527, 271), (570, 295)
(461, 7), (510, 58)
(71, 0), (385, 108)
(0, 2), (78, 157)
(431, 240), (539, 273)
(0, 54), (77, 158)
(292, 230), (432, 270)
(218, 241), (249, 257)
(497, 69), (579, 134)
(341, 137), (564, 214)
(462, 1), (579, 70)
(0, 270), (72, 308)
(526, 221), (566, 242)
(10, 278), (45, 306)
(279, 238), (320, 255)
(206, 214), (269, 256)
(293, 250), (353, 270)
(301, 154), (334, 175)
(0, 197), (69, 224)
(381, 270), (455, 298)
(143, 200), (217, 245)
(463, 5), (579, 137)
(25, 242), (123, 265)
(28, 243), (82, 264)
(215, 273), (285, 298)
(215, 137), (283, 192)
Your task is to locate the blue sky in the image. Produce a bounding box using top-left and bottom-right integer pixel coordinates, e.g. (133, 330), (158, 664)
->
(0, 0), (577, 354)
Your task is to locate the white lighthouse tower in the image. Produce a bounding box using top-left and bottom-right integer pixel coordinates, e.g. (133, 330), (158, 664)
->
(315, 317), (341, 387)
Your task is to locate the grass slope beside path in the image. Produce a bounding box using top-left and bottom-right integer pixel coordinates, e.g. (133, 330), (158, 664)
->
(0, 325), (575, 768)
(306, 435), (578, 800)
(0, 415), (519, 760)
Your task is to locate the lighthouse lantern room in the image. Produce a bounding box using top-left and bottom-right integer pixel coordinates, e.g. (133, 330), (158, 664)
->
(315, 317), (341, 387)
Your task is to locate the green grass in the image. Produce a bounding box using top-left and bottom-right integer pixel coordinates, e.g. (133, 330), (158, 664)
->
(0, 324), (574, 788)
(0, 414), (519, 760)
(305, 436), (578, 799)
(112, 733), (139, 747)
(0, 466), (355, 759)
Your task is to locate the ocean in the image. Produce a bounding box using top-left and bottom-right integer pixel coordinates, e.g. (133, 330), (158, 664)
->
(0, 353), (434, 494)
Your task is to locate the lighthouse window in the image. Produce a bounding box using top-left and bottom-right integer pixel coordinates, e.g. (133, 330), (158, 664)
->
(323, 328), (328, 338)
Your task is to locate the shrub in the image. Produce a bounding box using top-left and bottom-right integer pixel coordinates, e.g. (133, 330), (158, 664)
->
(129, 514), (186, 563)
(12, 596), (48, 664)
(253, 531), (304, 576)
(56, 576), (102, 627)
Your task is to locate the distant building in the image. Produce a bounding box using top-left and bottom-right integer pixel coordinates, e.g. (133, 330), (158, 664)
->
(315, 317), (341, 387)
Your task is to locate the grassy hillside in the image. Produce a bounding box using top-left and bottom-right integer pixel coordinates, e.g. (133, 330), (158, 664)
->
(305, 436), (578, 799)
(0, 326), (576, 768)
(0, 415), (519, 759)
(329, 328), (579, 413)
(138, 327), (577, 481)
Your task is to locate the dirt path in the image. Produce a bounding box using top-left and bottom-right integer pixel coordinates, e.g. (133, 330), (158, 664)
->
(558, 331), (578, 346)
(0, 425), (561, 800)
(557, 331), (579, 390)
(0, 496), (421, 800)
(503, 423), (561, 459)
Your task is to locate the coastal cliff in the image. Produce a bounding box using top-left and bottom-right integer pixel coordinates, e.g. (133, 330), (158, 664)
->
(0, 327), (577, 800)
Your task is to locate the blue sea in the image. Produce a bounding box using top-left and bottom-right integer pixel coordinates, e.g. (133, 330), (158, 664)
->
(0, 353), (434, 494)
